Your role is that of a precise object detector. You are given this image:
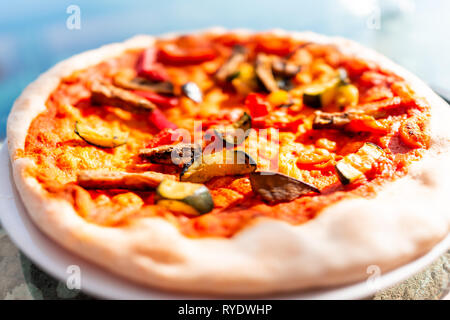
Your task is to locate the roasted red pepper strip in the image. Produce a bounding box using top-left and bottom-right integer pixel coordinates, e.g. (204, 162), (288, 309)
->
(137, 48), (170, 81)
(157, 44), (216, 65)
(146, 128), (180, 148)
(148, 108), (178, 131)
(133, 90), (178, 108)
(255, 35), (294, 56)
(245, 93), (270, 118)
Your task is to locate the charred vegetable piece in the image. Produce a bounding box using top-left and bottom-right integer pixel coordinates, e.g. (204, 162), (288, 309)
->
(312, 111), (355, 129)
(155, 180), (214, 216)
(113, 70), (175, 95)
(302, 68), (350, 108)
(255, 53), (279, 92)
(250, 171), (320, 204)
(74, 121), (128, 148)
(77, 170), (175, 190)
(213, 112), (252, 146)
(303, 81), (338, 109)
(215, 45), (248, 83)
(91, 82), (155, 112)
(181, 82), (203, 103)
(180, 150), (256, 183)
(272, 58), (301, 78)
(139, 143), (201, 166)
(335, 142), (384, 185)
(313, 111), (386, 133)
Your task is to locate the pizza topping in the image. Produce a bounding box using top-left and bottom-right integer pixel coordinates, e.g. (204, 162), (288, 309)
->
(148, 108), (178, 130)
(133, 90), (178, 108)
(399, 116), (430, 149)
(113, 70), (175, 95)
(250, 171), (319, 204)
(231, 63), (259, 95)
(271, 57), (301, 78)
(181, 82), (203, 103)
(139, 143), (201, 166)
(91, 81), (156, 112)
(302, 68), (350, 109)
(77, 170), (175, 190)
(312, 110), (354, 129)
(155, 179), (214, 216)
(23, 32), (432, 237)
(180, 150), (257, 183)
(157, 43), (217, 65)
(74, 121), (129, 148)
(136, 47), (170, 82)
(312, 110), (388, 133)
(245, 93), (271, 118)
(255, 53), (279, 92)
(212, 112), (252, 146)
(215, 45), (248, 83)
(335, 142), (384, 185)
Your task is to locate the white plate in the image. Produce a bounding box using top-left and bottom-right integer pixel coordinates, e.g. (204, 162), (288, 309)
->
(0, 144), (449, 299)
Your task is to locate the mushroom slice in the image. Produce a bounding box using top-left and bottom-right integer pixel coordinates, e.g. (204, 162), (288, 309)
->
(113, 70), (175, 95)
(312, 110), (359, 130)
(215, 45), (248, 82)
(180, 150), (257, 183)
(91, 82), (155, 112)
(272, 57), (301, 78)
(77, 170), (175, 190)
(139, 143), (201, 166)
(255, 53), (279, 92)
(250, 171), (320, 204)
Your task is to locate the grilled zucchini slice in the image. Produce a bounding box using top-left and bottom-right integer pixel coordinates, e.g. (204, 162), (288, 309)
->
(155, 180), (214, 216)
(74, 121), (128, 148)
(335, 142), (384, 185)
(180, 150), (257, 183)
(303, 68), (349, 109)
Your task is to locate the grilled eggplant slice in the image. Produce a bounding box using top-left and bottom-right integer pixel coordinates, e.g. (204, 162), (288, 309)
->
(213, 112), (252, 146)
(312, 110), (356, 130)
(255, 53), (279, 92)
(139, 143), (201, 166)
(335, 142), (384, 185)
(250, 171), (320, 204)
(113, 70), (175, 95)
(155, 180), (214, 215)
(91, 82), (155, 112)
(181, 82), (203, 103)
(77, 170), (175, 190)
(74, 121), (128, 148)
(215, 45), (248, 83)
(180, 150), (257, 183)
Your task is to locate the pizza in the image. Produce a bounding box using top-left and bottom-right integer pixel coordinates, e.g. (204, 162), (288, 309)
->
(7, 28), (450, 295)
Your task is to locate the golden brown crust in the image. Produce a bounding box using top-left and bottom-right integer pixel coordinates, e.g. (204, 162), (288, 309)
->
(7, 29), (450, 295)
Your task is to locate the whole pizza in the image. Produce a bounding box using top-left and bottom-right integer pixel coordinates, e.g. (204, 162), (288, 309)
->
(7, 28), (450, 295)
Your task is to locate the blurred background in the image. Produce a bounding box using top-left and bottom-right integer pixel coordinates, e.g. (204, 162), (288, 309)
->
(1, 0), (449, 138)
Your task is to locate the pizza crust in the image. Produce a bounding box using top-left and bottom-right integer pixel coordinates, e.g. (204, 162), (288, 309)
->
(7, 28), (450, 295)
